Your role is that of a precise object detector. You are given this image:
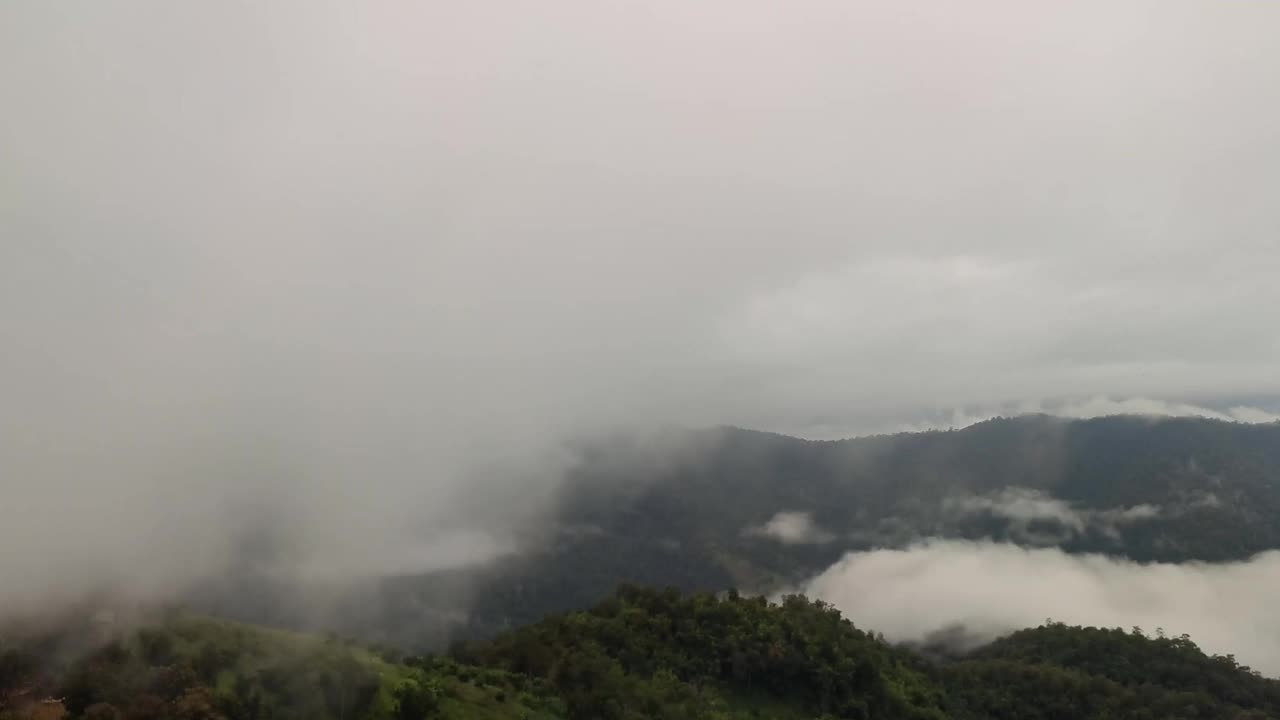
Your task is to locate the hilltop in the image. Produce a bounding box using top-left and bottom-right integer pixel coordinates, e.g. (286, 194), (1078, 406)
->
(7, 585), (1280, 719)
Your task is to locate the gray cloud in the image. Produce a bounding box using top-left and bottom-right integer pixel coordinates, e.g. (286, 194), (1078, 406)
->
(804, 540), (1280, 676)
(3, 2), (1280, 609)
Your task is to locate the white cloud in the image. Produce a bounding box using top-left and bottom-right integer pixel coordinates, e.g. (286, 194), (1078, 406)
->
(970, 396), (1280, 431)
(1048, 397), (1280, 424)
(784, 396), (1279, 440)
(943, 487), (1162, 545)
(747, 511), (836, 545)
(948, 488), (1088, 533)
(1226, 406), (1280, 424)
(803, 541), (1280, 675)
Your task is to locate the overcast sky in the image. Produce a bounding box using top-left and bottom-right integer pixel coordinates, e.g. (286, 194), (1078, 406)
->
(3, 2), (1280, 598)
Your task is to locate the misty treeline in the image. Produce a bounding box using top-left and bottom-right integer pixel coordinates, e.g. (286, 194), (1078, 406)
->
(345, 416), (1280, 648)
(4, 586), (1279, 720)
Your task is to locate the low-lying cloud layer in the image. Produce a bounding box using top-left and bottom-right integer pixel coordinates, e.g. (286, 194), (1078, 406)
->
(804, 541), (1280, 676)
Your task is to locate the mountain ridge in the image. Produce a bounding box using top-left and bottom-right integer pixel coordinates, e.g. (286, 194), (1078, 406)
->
(290, 413), (1280, 650)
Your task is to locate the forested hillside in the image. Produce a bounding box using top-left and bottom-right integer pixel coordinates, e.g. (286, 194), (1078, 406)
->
(553, 415), (1280, 565)
(6, 587), (1278, 720)
(945, 623), (1280, 717)
(355, 415), (1280, 647)
(0, 613), (565, 720)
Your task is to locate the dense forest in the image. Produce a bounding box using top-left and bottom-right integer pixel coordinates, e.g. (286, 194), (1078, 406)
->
(4, 586), (1278, 720)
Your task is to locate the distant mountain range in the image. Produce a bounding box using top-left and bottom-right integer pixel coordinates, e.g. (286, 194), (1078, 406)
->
(196, 414), (1280, 650)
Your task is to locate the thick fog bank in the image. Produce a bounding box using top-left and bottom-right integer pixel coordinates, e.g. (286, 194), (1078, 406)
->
(804, 540), (1280, 675)
(5, 1), (1280, 620)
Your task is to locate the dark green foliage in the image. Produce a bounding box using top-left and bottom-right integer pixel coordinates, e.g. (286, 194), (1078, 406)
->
(137, 628), (176, 666)
(54, 618), (389, 720)
(391, 675), (441, 719)
(36, 614), (566, 720)
(941, 623), (1280, 719)
(9, 587), (1280, 720)
(456, 585), (947, 720)
(450, 585), (1280, 719)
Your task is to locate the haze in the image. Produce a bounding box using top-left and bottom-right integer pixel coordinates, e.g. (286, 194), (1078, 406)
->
(3, 2), (1279, 609)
